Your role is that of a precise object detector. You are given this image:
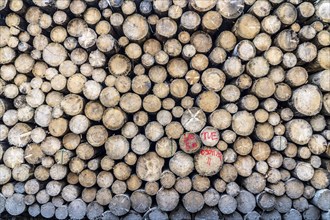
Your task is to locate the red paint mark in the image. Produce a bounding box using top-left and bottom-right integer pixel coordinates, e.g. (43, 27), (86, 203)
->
(201, 131), (218, 141)
(183, 133), (197, 150)
(200, 149), (223, 160)
(207, 157), (211, 166)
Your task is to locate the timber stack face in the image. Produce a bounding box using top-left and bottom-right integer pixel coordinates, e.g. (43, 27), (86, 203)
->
(0, 0), (329, 219)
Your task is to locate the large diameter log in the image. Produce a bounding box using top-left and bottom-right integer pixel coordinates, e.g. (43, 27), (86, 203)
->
(290, 85), (322, 116)
(42, 43), (67, 67)
(136, 152), (164, 182)
(5, 193), (26, 216)
(311, 189), (330, 211)
(122, 13), (149, 42)
(194, 147), (223, 176)
(286, 119), (313, 145)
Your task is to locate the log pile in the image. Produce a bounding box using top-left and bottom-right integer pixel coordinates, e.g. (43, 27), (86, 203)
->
(0, 0), (329, 219)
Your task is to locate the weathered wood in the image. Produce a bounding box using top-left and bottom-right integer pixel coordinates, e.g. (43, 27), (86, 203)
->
(1, 0), (330, 218)
(5, 193), (26, 216)
(175, 177), (192, 194)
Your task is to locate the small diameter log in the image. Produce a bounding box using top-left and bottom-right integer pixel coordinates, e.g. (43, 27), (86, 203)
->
(293, 162), (315, 181)
(309, 70), (330, 92)
(218, 194), (237, 215)
(232, 111), (255, 136)
(179, 132), (201, 154)
(256, 192), (276, 211)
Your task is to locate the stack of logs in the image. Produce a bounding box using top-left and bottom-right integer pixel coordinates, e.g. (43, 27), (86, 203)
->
(0, 0), (330, 219)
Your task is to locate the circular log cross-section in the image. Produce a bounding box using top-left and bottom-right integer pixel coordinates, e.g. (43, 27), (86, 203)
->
(123, 14), (149, 43)
(194, 147), (223, 176)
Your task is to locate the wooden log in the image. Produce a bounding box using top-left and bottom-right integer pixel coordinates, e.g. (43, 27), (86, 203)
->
(234, 155), (255, 177)
(175, 177), (192, 194)
(216, 0), (244, 19)
(314, 30), (330, 48)
(233, 14), (261, 40)
(170, 205), (192, 220)
(160, 170), (176, 189)
(203, 188), (220, 207)
(108, 194), (130, 217)
(218, 194), (237, 215)
(286, 119), (313, 145)
(243, 172), (266, 194)
(143, 207), (168, 220)
(226, 182), (240, 197)
(256, 192), (276, 211)
(182, 191), (204, 213)
(111, 180), (126, 195)
(303, 205), (321, 220)
(0, 194), (6, 213)
(194, 147), (223, 176)
(155, 17), (177, 41)
(169, 151), (194, 177)
(310, 168), (330, 190)
(136, 152), (164, 182)
(5, 193), (26, 216)
(192, 175), (210, 192)
(219, 164), (237, 183)
(233, 40), (256, 62)
(156, 188), (179, 212)
(0, 165), (11, 185)
(236, 190), (256, 214)
(232, 111), (255, 136)
(215, 31), (237, 52)
(130, 190), (152, 214)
